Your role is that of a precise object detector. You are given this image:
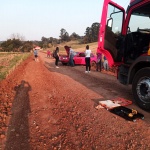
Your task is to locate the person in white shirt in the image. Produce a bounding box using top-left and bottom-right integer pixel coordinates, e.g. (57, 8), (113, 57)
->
(85, 45), (92, 73)
(33, 48), (39, 62)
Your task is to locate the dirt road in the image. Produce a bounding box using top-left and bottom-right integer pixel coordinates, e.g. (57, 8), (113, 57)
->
(0, 51), (150, 150)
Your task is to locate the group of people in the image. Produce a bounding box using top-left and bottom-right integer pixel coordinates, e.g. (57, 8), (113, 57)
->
(96, 52), (109, 72)
(84, 45), (109, 73)
(53, 46), (75, 68)
(33, 45), (109, 72)
(67, 45), (109, 73)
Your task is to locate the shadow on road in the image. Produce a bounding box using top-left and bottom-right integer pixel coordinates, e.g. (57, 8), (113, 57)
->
(5, 80), (31, 150)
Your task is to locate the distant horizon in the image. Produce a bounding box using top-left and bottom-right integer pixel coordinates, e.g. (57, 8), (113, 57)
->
(0, 33), (85, 42)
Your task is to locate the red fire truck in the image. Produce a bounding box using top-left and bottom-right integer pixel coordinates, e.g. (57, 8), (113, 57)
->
(97, 0), (150, 110)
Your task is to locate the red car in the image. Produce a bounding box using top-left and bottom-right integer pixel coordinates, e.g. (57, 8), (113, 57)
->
(59, 46), (73, 65)
(59, 46), (97, 68)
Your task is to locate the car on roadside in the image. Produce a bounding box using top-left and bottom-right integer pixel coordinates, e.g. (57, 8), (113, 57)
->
(59, 54), (70, 65)
(59, 46), (70, 65)
(59, 46), (97, 69)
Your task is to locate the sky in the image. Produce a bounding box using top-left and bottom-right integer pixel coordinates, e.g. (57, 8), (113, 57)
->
(0, 0), (129, 41)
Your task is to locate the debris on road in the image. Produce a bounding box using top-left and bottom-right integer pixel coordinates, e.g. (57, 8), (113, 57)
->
(95, 97), (132, 110)
(110, 106), (144, 122)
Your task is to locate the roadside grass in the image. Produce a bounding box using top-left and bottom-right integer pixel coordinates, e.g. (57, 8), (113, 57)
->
(0, 52), (31, 81)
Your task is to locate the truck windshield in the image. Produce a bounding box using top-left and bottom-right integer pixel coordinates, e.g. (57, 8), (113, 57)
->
(128, 3), (150, 32)
(129, 15), (150, 32)
(124, 3), (150, 63)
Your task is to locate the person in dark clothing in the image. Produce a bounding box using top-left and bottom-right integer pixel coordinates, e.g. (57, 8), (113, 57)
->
(54, 47), (59, 68)
(96, 52), (102, 72)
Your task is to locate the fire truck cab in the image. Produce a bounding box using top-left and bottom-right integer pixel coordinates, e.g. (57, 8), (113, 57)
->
(97, 0), (150, 110)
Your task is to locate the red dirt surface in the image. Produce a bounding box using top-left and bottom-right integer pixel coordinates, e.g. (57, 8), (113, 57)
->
(0, 52), (150, 150)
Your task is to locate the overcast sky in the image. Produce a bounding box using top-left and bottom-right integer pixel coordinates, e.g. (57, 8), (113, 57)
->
(0, 0), (129, 41)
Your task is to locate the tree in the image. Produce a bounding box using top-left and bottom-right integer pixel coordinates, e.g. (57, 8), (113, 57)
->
(91, 22), (100, 42)
(1, 39), (22, 52)
(70, 32), (80, 40)
(21, 41), (33, 52)
(59, 28), (70, 42)
(84, 27), (92, 43)
(41, 36), (49, 49)
(84, 22), (100, 43)
(41, 36), (48, 43)
(10, 33), (25, 41)
(49, 37), (54, 44)
(48, 37), (59, 47)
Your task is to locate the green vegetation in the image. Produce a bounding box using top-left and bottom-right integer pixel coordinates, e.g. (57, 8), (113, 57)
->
(41, 22), (100, 49)
(0, 39), (33, 52)
(0, 52), (31, 81)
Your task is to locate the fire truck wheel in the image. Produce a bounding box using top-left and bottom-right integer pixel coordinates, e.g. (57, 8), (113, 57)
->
(132, 67), (150, 111)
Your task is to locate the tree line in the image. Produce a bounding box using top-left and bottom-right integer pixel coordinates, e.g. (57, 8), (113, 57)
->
(0, 22), (100, 52)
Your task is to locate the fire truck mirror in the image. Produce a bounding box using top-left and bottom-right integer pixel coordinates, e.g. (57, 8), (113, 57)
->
(107, 17), (113, 31)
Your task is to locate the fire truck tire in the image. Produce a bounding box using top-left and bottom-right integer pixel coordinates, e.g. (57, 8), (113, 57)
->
(132, 67), (150, 111)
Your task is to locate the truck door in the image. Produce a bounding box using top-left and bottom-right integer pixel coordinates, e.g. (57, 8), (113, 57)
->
(97, 0), (125, 67)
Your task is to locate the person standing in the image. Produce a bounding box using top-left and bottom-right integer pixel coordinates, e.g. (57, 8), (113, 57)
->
(103, 55), (109, 71)
(47, 49), (51, 58)
(33, 48), (39, 62)
(96, 52), (102, 72)
(85, 45), (92, 73)
(69, 46), (75, 67)
(54, 47), (59, 68)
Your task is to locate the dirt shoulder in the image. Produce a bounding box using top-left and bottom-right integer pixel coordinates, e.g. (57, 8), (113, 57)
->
(0, 52), (150, 150)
